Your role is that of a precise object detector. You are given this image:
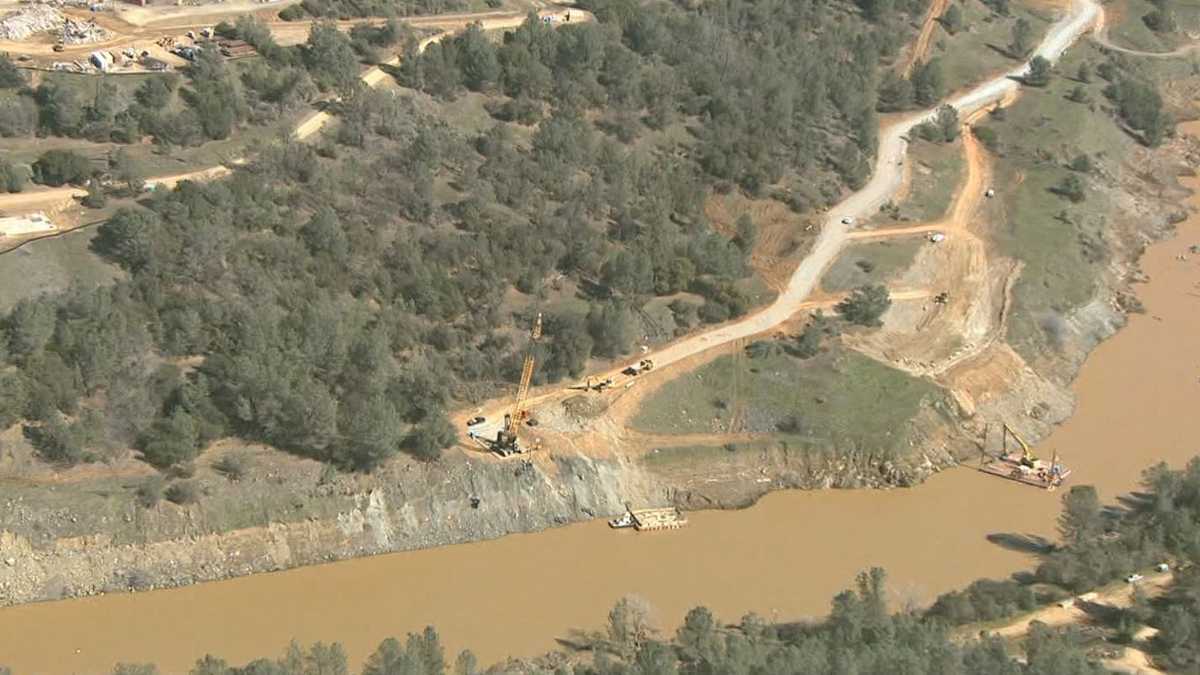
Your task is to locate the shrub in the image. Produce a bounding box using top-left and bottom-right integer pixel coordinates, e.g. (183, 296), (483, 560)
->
(213, 453), (249, 481)
(836, 285), (892, 327)
(136, 475), (165, 508)
(165, 480), (201, 505)
(31, 150), (92, 187)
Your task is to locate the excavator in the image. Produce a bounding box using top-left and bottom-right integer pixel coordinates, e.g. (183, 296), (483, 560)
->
(493, 312), (541, 457)
(1003, 424), (1037, 467)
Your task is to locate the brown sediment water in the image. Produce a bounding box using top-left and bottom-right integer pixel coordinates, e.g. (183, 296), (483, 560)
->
(1, 143), (1198, 675)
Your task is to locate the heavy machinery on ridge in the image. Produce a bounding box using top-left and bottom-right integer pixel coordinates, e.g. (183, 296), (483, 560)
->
(493, 312), (542, 457)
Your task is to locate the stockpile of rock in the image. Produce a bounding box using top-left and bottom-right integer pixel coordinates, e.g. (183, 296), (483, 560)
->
(0, 5), (64, 41)
(62, 16), (110, 44)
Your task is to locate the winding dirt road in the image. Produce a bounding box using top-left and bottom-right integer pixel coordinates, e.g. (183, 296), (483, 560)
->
(465, 0), (1103, 441)
(0, 7), (586, 219)
(1092, 15), (1200, 58)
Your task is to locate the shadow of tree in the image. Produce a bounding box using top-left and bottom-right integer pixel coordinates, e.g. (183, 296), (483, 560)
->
(986, 532), (1056, 554)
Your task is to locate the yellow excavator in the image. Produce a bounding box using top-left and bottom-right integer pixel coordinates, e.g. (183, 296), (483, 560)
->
(1003, 423), (1037, 467)
(494, 312), (541, 457)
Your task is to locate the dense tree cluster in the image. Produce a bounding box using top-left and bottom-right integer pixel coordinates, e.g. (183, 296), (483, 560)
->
(1103, 76), (1172, 147)
(0, 19), (366, 152)
(0, 2), (918, 474)
(406, 0), (914, 197)
(279, 0), (469, 21)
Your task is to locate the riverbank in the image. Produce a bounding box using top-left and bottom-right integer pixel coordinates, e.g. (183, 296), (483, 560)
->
(0, 112), (1197, 674)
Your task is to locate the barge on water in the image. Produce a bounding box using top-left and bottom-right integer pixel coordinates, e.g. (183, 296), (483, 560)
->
(978, 424), (1071, 491)
(609, 507), (688, 531)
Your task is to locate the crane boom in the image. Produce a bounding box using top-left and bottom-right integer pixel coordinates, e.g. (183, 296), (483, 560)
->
(509, 312), (542, 430)
(495, 312), (542, 456)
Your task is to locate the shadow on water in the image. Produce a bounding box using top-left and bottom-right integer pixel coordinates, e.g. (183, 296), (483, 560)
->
(985, 532), (1055, 555)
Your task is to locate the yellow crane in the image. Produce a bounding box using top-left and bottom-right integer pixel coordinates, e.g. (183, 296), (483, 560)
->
(495, 312), (541, 456)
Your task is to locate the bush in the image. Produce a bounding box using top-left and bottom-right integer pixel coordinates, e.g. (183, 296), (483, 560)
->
(136, 475), (166, 508)
(836, 285), (892, 326)
(213, 452), (249, 481)
(165, 480), (201, 505)
(31, 150), (92, 187)
(0, 52), (25, 88)
(0, 159), (28, 193)
(972, 125), (999, 151)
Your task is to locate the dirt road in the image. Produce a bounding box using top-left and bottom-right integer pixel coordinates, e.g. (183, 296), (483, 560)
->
(464, 0), (1102, 441)
(1091, 12), (1200, 58)
(0, 7), (586, 216)
(904, 0), (951, 77)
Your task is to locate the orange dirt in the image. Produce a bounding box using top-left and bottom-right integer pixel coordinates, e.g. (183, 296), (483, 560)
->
(904, 0), (951, 77)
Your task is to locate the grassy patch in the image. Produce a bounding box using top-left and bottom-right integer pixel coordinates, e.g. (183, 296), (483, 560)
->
(978, 43), (1131, 361)
(0, 227), (124, 312)
(632, 346), (942, 459)
(822, 239), (925, 293)
(931, 0), (1055, 93)
(1107, 0), (1200, 52)
(891, 137), (964, 224)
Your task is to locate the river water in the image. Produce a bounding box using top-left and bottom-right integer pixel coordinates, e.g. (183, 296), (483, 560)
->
(1, 146), (1198, 675)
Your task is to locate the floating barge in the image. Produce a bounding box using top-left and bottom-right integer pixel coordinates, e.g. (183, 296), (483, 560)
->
(609, 507), (688, 531)
(978, 424), (1071, 491)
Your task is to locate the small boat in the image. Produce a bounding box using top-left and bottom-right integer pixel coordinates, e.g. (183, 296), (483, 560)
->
(608, 511), (635, 529)
(979, 424), (1071, 491)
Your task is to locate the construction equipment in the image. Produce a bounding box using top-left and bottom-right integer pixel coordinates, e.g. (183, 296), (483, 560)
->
(978, 423), (1070, 490)
(623, 359), (654, 376)
(1003, 424), (1036, 466)
(494, 313), (542, 457)
(934, 291), (950, 304)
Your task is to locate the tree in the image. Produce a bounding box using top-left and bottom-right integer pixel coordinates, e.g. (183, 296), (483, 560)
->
(1058, 484), (1103, 546)
(912, 59), (945, 106)
(1067, 85), (1089, 103)
(337, 393), (403, 470)
(139, 409), (200, 468)
(31, 149), (92, 187)
(94, 208), (159, 272)
(1026, 56), (1052, 87)
(0, 158), (27, 194)
(877, 70), (914, 111)
(0, 52), (25, 89)
(733, 213), (757, 251)
(110, 148), (145, 196)
(940, 4), (964, 33)
(406, 410), (456, 460)
(836, 285), (892, 326)
(588, 301), (636, 358)
(1143, 4), (1177, 33)
(304, 23), (361, 95)
(1056, 173), (1085, 203)
(457, 22), (500, 91)
(1069, 154), (1092, 173)
(935, 104), (960, 142)
(1011, 18), (1034, 57)
(1076, 62), (1092, 83)
(856, 0), (894, 22)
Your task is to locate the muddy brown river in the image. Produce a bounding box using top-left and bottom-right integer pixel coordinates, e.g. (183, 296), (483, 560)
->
(2, 161), (1199, 675)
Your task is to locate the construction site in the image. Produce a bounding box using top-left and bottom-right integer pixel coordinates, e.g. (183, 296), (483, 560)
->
(0, 0), (1198, 670)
